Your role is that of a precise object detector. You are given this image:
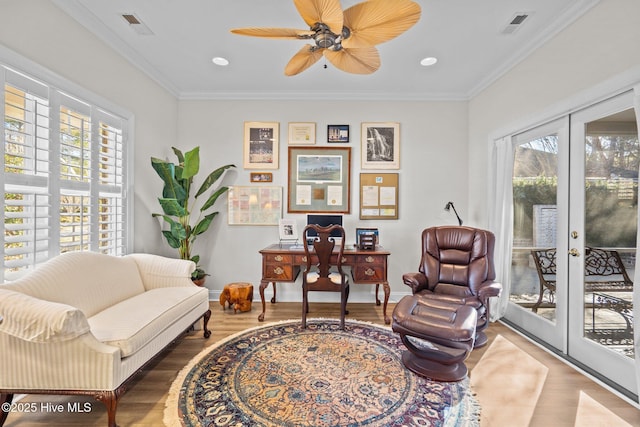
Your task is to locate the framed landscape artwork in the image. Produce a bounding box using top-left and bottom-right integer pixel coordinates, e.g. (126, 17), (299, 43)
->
(243, 121), (279, 169)
(361, 122), (400, 169)
(287, 146), (351, 214)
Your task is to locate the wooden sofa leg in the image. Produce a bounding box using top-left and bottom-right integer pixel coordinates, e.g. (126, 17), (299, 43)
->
(202, 309), (212, 338)
(95, 390), (119, 427)
(0, 393), (14, 426)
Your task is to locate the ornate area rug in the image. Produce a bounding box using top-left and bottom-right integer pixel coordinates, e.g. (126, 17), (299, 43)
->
(165, 319), (480, 427)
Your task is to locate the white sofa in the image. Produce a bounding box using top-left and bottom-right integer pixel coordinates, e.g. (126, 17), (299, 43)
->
(0, 251), (211, 427)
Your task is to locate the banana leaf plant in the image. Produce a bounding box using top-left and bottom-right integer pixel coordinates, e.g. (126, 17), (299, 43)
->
(151, 146), (235, 279)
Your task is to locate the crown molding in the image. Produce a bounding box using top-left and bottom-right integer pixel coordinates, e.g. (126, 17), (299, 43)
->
(52, 0), (181, 98)
(177, 90), (470, 102)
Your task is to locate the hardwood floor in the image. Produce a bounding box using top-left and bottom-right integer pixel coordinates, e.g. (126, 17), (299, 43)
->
(3, 302), (640, 426)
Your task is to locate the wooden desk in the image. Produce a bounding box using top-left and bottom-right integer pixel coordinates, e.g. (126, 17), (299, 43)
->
(258, 244), (391, 324)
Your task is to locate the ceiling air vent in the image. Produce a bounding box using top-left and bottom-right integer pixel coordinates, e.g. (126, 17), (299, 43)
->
(121, 13), (154, 35)
(502, 13), (531, 35)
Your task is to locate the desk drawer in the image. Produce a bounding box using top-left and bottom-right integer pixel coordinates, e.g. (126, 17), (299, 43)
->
(263, 263), (295, 281)
(353, 265), (386, 282)
(294, 254), (349, 265)
(356, 254), (386, 266)
(265, 254), (293, 264)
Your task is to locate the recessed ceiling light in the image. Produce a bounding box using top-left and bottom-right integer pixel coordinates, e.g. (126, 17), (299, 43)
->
(420, 57), (438, 67)
(212, 57), (229, 66)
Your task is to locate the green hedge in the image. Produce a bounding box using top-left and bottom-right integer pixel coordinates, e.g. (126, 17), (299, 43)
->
(513, 177), (637, 247)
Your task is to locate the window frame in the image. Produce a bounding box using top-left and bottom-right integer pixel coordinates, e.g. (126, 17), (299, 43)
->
(0, 46), (134, 281)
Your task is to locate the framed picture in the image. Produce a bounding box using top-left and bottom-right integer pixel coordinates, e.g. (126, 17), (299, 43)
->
(287, 146), (351, 214)
(227, 186), (282, 225)
(327, 124), (349, 143)
(250, 172), (273, 183)
(243, 121), (279, 169)
(278, 218), (299, 241)
(361, 122), (400, 169)
(288, 122), (316, 145)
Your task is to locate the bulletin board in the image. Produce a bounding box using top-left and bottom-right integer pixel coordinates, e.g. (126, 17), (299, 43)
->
(359, 173), (399, 220)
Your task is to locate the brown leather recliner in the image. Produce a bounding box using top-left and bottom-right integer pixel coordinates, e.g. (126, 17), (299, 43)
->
(402, 226), (502, 347)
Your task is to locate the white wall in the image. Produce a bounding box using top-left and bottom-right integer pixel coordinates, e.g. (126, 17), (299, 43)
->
(468, 0), (640, 226)
(0, 0), (179, 258)
(177, 100), (468, 302)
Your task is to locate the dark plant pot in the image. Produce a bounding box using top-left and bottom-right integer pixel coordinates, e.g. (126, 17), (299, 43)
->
(192, 277), (206, 287)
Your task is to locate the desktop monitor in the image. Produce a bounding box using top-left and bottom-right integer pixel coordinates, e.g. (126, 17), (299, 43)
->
(306, 214), (343, 239)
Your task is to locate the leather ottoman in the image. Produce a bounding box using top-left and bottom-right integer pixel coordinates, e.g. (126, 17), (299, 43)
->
(392, 294), (477, 381)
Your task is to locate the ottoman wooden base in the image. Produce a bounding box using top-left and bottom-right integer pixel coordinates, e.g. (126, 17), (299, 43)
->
(392, 295), (477, 382)
(400, 342), (471, 381)
(220, 282), (253, 313)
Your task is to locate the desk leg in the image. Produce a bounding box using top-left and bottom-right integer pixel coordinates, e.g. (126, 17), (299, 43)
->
(258, 280), (271, 322)
(382, 282), (391, 324)
(271, 282), (277, 303)
(375, 283), (381, 306)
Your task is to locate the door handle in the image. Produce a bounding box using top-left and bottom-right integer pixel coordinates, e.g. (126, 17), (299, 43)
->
(568, 248), (580, 257)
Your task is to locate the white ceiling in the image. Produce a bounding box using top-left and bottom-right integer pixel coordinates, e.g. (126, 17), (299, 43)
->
(53, 0), (599, 101)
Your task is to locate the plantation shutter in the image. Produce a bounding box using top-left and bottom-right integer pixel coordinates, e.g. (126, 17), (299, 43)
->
(59, 93), (92, 253)
(95, 109), (126, 255)
(1, 62), (130, 282)
(2, 68), (51, 280)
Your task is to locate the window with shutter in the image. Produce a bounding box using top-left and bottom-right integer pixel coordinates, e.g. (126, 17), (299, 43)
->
(1, 64), (130, 281)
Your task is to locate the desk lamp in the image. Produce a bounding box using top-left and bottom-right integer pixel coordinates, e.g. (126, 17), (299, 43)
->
(444, 201), (463, 226)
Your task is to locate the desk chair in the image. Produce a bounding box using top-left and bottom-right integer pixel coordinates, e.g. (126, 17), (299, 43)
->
(302, 224), (350, 330)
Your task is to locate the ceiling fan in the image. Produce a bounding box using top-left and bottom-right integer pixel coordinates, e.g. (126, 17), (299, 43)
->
(230, 0), (421, 76)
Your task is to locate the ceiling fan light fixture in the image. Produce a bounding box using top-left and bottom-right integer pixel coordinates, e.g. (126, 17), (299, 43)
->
(212, 57), (230, 66)
(230, 0), (421, 76)
(314, 33), (336, 48)
(420, 57), (438, 66)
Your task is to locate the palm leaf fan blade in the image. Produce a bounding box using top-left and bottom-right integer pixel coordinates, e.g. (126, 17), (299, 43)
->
(294, 0), (344, 35)
(342, 0), (421, 48)
(285, 45), (324, 76)
(230, 27), (313, 39)
(323, 47), (380, 74)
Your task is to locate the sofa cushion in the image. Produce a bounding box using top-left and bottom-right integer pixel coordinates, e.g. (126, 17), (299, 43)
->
(0, 289), (90, 342)
(87, 286), (207, 357)
(3, 252), (146, 318)
(126, 253), (196, 290)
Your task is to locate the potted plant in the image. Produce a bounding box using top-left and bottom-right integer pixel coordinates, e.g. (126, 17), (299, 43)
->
(191, 267), (209, 287)
(151, 146), (235, 285)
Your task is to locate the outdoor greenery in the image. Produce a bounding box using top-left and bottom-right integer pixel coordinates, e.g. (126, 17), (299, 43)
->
(513, 177), (638, 247)
(514, 130), (639, 248)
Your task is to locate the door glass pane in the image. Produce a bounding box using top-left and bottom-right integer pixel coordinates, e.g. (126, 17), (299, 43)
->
(583, 108), (637, 358)
(511, 134), (559, 322)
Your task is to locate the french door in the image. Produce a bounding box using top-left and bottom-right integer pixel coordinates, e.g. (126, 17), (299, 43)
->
(567, 92), (637, 394)
(505, 91), (638, 396)
(505, 117), (569, 352)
